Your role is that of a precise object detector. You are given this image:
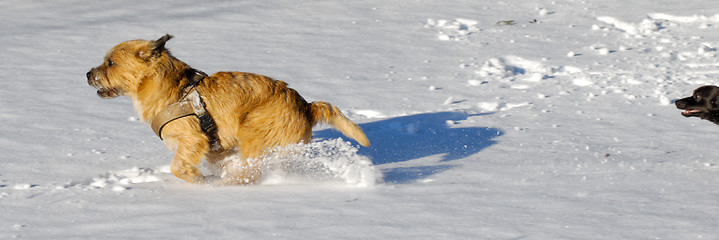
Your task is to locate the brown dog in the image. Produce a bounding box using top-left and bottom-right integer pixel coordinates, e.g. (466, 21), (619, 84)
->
(87, 34), (370, 184)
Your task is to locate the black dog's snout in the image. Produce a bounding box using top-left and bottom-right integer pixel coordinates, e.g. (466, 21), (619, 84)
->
(675, 99), (685, 109)
(674, 97), (693, 109)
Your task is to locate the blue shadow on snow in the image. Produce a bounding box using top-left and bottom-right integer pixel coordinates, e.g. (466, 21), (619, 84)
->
(314, 111), (503, 184)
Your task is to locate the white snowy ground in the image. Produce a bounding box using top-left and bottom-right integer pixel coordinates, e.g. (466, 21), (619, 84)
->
(1, 0), (718, 239)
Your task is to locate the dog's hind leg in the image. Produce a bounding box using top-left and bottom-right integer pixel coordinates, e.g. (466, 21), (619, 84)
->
(218, 157), (262, 185)
(215, 136), (268, 185)
(204, 148), (238, 168)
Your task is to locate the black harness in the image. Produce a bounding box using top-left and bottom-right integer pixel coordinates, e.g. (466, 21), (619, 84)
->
(151, 69), (222, 151)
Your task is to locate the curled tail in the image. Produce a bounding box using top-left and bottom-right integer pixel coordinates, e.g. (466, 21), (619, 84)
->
(310, 101), (370, 147)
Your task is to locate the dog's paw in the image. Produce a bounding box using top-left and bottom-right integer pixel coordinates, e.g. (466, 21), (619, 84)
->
(170, 162), (206, 184)
(174, 171), (206, 184)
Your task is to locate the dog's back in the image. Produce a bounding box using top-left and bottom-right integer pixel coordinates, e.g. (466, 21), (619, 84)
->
(198, 71), (369, 159)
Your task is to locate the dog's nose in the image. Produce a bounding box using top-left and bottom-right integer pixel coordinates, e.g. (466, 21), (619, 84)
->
(675, 99), (687, 109)
(86, 71), (91, 79)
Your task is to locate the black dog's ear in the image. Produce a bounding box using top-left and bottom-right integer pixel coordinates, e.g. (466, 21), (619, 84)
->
(140, 34), (173, 59)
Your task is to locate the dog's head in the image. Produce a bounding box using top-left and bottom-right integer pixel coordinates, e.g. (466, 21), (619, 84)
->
(675, 85), (719, 123)
(86, 34), (174, 99)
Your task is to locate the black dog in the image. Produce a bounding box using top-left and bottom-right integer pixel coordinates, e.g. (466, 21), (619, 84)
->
(675, 85), (719, 124)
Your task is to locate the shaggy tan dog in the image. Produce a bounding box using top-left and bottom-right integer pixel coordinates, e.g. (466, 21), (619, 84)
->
(87, 34), (370, 184)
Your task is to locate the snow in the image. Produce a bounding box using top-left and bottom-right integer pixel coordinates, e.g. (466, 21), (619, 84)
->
(1, 0), (719, 239)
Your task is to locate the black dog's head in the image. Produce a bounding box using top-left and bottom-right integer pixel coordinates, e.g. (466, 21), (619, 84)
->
(675, 85), (719, 124)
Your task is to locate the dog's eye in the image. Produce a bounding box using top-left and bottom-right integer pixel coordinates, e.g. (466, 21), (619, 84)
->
(107, 59), (115, 67)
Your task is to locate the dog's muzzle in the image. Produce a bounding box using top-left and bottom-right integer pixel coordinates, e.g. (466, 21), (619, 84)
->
(86, 68), (121, 99)
(675, 97), (703, 117)
(86, 69), (100, 87)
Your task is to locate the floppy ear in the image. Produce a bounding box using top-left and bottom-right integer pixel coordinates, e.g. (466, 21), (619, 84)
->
(140, 34), (173, 59)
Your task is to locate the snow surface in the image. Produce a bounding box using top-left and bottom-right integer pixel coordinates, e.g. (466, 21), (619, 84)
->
(1, 0), (719, 239)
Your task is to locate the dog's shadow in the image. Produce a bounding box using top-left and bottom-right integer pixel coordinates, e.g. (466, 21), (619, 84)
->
(314, 111), (503, 184)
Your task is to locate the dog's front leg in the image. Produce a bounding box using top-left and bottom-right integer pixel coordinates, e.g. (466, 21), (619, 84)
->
(169, 136), (209, 183)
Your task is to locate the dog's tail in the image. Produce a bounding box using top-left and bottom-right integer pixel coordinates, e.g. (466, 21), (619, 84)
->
(310, 101), (370, 147)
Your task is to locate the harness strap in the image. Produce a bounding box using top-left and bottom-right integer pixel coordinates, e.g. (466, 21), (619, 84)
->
(151, 100), (194, 138)
(150, 69), (222, 151)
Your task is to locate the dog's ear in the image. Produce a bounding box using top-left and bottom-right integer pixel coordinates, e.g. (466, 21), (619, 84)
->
(139, 34), (173, 59)
(151, 34), (173, 53)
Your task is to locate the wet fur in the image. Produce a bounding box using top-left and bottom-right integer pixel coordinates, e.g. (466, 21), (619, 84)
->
(87, 34), (369, 184)
(675, 85), (719, 125)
